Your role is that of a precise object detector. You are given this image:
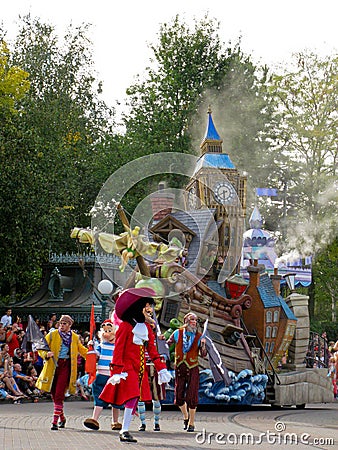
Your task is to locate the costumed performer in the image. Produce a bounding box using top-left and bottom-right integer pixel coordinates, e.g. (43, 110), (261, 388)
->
(84, 318), (121, 431)
(99, 287), (172, 443)
(36, 315), (88, 430)
(166, 312), (207, 432)
(137, 302), (166, 432)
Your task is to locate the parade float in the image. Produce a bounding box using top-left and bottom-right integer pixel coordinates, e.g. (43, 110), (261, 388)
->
(71, 108), (333, 408)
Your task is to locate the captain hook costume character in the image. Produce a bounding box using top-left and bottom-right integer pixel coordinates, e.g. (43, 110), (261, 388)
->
(99, 287), (172, 443)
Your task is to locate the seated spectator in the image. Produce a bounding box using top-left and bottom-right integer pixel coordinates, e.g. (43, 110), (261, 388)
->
(49, 320), (59, 332)
(6, 323), (21, 357)
(82, 330), (90, 346)
(0, 343), (11, 372)
(0, 371), (24, 399)
(16, 329), (25, 347)
(33, 351), (44, 376)
(47, 313), (57, 332)
(0, 323), (6, 344)
(12, 363), (40, 401)
(15, 316), (23, 330)
(0, 379), (18, 402)
(76, 373), (91, 401)
(21, 351), (35, 373)
(26, 365), (40, 389)
(0, 344), (25, 398)
(13, 348), (25, 366)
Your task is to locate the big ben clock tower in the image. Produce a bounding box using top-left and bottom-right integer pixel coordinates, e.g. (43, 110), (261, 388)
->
(186, 107), (247, 280)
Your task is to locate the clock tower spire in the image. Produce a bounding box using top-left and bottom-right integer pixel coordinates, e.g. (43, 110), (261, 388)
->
(200, 105), (223, 154)
(185, 107), (247, 280)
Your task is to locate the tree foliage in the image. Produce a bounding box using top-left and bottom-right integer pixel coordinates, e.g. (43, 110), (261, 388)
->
(0, 16), (117, 301)
(260, 52), (338, 252)
(122, 14), (272, 219)
(0, 41), (30, 114)
(313, 237), (338, 322)
(124, 15), (243, 154)
(0, 13), (336, 326)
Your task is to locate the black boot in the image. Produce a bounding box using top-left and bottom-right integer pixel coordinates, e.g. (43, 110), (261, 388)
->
(59, 418), (66, 428)
(119, 431), (137, 443)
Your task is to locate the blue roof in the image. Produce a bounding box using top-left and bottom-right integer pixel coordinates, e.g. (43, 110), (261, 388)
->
(280, 300), (298, 321)
(193, 154), (235, 174)
(204, 112), (221, 141)
(257, 273), (297, 320)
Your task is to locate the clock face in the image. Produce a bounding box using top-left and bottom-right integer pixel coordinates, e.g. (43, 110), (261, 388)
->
(214, 181), (235, 205)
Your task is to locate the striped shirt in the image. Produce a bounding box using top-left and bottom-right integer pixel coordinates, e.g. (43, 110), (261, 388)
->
(96, 341), (115, 376)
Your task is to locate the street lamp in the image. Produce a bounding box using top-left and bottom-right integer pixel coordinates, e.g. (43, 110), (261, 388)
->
(284, 272), (296, 293)
(98, 279), (114, 321)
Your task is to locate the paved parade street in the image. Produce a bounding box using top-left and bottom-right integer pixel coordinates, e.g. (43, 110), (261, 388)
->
(0, 400), (337, 450)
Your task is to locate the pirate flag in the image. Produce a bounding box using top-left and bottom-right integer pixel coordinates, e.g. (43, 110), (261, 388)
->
(202, 320), (231, 386)
(21, 315), (50, 353)
(85, 303), (97, 385)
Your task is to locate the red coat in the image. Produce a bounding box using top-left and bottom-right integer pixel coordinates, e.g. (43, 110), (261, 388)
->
(6, 331), (20, 357)
(99, 321), (166, 406)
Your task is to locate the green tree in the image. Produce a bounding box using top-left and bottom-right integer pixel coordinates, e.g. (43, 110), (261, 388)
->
(262, 52), (337, 241)
(122, 14), (271, 219)
(313, 237), (338, 322)
(124, 14), (243, 155)
(0, 40), (31, 302)
(261, 52), (338, 316)
(0, 16), (116, 301)
(0, 40), (30, 113)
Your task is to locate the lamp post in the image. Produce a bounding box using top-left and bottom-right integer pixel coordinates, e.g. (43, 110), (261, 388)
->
(283, 272), (296, 296)
(98, 279), (114, 321)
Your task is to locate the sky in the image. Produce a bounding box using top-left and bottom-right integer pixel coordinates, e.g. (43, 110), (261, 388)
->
(2, 0), (338, 110)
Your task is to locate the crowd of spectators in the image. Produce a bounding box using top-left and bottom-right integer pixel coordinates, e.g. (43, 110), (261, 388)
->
(0, 309), (92, 404)
(305, 331), (333, 368)
(304, 331), (338, 398)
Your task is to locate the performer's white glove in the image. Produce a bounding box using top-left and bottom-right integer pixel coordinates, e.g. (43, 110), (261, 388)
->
(107, 372), (128, 385)
(157, 369), (172, 385)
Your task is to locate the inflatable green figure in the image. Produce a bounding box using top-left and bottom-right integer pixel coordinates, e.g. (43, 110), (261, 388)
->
(163, 318), (181, 362)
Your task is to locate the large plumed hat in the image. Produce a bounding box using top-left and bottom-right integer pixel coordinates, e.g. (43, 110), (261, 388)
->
(115, 287), (157, 320)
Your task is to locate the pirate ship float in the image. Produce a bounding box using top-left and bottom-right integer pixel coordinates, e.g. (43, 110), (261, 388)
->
(72, 108), (333, 407)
